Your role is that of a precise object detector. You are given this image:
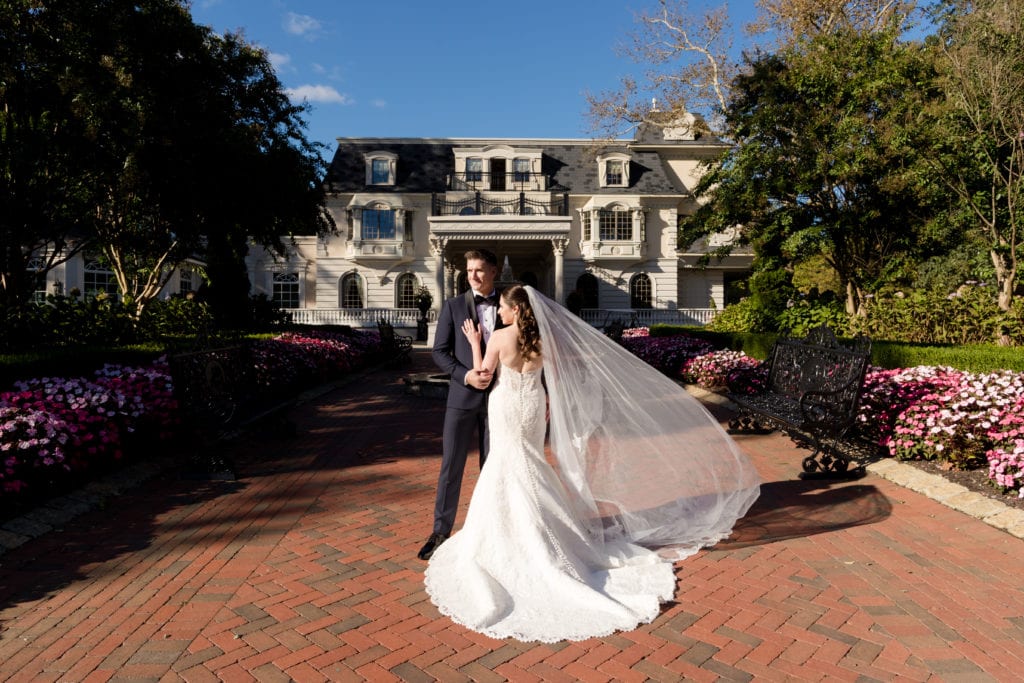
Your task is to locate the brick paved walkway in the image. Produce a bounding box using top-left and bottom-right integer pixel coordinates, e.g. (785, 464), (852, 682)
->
(1, 348), (1023, 682)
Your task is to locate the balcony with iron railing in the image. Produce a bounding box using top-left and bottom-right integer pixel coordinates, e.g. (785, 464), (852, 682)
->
(432, 191), (569, 217)
(448, 171), (552, 193)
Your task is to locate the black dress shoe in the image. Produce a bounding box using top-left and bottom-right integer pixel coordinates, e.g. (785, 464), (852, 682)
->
(418, 532), (448, 560)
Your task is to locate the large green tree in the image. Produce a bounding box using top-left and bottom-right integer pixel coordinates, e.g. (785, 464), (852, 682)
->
(1, 0), (332, 319)
(0, 0), (98, 306)
(920, 0), (1024, 312)
(683, 30), (946, 317)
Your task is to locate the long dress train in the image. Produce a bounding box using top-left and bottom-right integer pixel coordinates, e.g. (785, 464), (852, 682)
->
(424, 363), (677, 643)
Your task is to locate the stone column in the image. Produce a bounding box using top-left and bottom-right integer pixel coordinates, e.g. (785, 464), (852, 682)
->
(429, 235), (446, 310)
(552, 238), (567, 304)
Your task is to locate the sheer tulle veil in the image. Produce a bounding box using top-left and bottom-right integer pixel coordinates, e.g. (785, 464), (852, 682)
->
(525, 286), (760, 560)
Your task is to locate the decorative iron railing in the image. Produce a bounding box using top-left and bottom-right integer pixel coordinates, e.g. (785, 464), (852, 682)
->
(431, 191), (570, 217)
(448, 172), (550, 192)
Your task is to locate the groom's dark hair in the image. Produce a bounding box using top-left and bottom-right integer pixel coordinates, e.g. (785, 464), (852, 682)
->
(464, 248), (498, 267)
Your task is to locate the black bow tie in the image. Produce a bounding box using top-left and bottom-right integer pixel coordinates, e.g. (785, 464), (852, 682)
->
(474, 293), (497, 306)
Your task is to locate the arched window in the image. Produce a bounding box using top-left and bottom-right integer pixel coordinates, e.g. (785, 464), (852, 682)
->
(362, 202), (396, 240)
(84, 257), (118, 299)
(630, 273), (652, 309)
(396, 273), (418, 308)
(456, 272), (469, 294)
(576, 273), (599, 309)
(340, 273), (364, 309)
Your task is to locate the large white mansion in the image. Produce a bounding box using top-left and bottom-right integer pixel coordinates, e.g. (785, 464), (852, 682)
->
(245, 117), (751, 335)
(29, 117), (751, 334)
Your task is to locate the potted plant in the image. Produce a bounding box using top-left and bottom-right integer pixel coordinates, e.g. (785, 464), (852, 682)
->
(415, 286), (433, 315)
(415, 286), (433, 341)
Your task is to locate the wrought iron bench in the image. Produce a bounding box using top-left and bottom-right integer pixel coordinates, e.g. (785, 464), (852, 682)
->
(377, 319), (413, 364)
(168, 344), (295, 479)
(603, 319), (626, 344)
(727, 325), (872, 478)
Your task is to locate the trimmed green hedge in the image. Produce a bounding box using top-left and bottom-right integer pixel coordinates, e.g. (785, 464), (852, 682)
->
(649, 324), (1023, 373)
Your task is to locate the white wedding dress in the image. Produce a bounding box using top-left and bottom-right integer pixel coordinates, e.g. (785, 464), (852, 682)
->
(424, 362), (677, 643)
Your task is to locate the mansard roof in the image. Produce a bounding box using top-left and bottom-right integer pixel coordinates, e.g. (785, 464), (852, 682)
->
(323, 137), (718, 195)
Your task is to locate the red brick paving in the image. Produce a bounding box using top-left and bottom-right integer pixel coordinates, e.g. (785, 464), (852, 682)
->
(2, 348), (1024, 681)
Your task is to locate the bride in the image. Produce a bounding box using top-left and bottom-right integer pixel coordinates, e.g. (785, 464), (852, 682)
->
(424, 285), (760, 642)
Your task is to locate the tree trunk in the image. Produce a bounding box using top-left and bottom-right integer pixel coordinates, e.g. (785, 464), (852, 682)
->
(990, 248), (1016, 312)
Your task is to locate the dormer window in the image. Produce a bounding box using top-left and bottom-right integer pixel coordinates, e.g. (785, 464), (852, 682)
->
(364, 151), (397, 186)
(598, 152), (631, 188)
(606, 160), (624, 185)
(371, 159), (389, 184)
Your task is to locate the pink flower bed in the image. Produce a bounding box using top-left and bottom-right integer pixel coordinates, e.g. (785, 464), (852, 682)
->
(1, 329), (381, 501)
(624, 330), (1024, 498)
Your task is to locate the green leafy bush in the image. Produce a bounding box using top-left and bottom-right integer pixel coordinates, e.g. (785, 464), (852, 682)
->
(776, 299), (851, 337)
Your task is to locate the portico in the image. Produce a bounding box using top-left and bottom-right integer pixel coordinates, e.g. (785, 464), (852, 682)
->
(428, 215), (571, 302)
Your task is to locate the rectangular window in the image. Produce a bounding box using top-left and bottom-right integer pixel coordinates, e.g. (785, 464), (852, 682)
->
(363, 208), (396, 240)
(371, 158), (390, 184)
(599, 210), (632, 241)
(272, 272), (300, 308)
(605, 160), (624, 186)
(466, 157), (483, 182)
(513, 158), (530, 183)
(582, 212), (591, 241)
(26, 259), (47, 303)
(179, 269), (194, 296)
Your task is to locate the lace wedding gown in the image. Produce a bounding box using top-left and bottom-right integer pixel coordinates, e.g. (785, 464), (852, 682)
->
(424, 363), (677, 643)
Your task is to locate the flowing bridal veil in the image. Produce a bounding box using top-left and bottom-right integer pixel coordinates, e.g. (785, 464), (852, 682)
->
(526, 286), (761, 560)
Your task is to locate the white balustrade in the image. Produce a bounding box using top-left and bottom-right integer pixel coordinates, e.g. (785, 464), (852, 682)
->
(579, 308), (718, 327)
(283, 307), (715, 329)
(283, 308), (434, 328)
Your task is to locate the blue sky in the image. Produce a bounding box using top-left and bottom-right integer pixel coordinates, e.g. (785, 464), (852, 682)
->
(190, 0), (760, 151)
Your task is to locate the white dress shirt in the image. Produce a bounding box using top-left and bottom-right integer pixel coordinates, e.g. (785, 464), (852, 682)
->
(474, 290), (497, 344)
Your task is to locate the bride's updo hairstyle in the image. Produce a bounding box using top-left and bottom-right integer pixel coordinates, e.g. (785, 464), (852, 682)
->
(503, 285), (541, 360)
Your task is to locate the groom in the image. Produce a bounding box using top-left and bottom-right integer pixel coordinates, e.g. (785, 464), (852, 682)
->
(419, 248), (502, 560)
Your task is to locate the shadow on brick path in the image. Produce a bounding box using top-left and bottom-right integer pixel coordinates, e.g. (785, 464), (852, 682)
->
(1, 347), (1023, 681)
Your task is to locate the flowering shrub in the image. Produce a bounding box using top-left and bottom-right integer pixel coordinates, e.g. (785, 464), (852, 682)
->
(988, 397), (1024, 497)
(855, 366), (965, 451)
(620, 334), (715, 376)
(621, 327), (649, 339)
(681, 350), (762, 390)
(885, 370), (1024, 469)
(621, 328), (1024, 499)
(251, 329), (377, 389)
(0, 329), (381, 503)
(0, 406), (74, 493)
